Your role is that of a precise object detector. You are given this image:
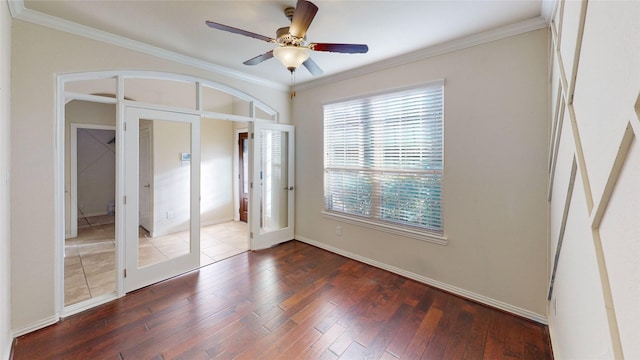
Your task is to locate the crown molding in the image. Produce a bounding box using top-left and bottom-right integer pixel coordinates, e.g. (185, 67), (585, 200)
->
(294, 16), (549, 92)
(8, 0), (553, 94)
(8, 0), (289, 92)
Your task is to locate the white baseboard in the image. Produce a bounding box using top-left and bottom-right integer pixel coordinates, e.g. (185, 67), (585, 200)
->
(200, 217), (235, 228)
(152, 217), (235, 238)
(295, 234), (548, 325)
(12, 314), (59, 338)
(79, 210), (109, 218)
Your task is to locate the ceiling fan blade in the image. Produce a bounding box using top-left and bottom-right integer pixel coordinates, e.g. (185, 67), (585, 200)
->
(205, 21), (274, 43)
(243, 50), (274, 66)
(289, 0), (318, 38)
(302, 57), (323, 76)
(309, 43), (369, 54)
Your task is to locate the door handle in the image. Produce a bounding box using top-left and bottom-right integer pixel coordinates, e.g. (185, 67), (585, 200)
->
(144, 184), (150, 188)
(283, 186), (294, 191)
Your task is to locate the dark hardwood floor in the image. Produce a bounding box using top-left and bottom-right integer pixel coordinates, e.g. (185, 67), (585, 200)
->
(12, 240), (552, 359)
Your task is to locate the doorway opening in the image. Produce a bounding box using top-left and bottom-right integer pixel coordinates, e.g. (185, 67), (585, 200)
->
(65, 103), (117, 307)
(59, 72), (290, 316)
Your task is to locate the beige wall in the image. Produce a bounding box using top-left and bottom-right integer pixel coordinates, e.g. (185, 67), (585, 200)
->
(150, 119), (192, 236)
(546, 1), (640, 358)
(293, 29), (549, 318)
(10, 19), (290, 332)
(76, 128), (115, 216)
(1, 1), (11, 358)
(200, 119), (235, 226)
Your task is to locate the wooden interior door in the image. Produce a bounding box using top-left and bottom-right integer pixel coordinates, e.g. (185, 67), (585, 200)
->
(238, 132), (249, 223)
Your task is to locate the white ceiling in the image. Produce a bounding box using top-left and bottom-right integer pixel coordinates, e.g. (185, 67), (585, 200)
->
(20, 0), (550, 88)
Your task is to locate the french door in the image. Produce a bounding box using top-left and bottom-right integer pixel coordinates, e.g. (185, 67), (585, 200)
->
(122, 109), (294, 292)
(250, 120), (295, 250)
(124, 107), (200, 292)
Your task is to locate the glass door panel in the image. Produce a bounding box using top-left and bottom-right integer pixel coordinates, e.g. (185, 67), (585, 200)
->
(260, 128), (288, 232)
(137, 119), (191, 267)
(250, 121), (294, 249)
(124, 107), (200, 292)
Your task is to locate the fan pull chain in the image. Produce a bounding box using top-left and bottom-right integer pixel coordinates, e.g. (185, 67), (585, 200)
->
(290, 70), (296, 100)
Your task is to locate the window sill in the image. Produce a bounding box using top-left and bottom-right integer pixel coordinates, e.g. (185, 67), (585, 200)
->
(321, 211), (448, 246)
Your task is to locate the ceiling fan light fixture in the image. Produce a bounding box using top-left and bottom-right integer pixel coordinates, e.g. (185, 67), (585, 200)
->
(273, 46), (309, 72)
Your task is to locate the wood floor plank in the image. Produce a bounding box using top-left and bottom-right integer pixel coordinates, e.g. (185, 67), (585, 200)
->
(328, 329), (354, 357)
(380, 351), (401, 360)
(357, 302), (413, 359)
(483, 310), (506, 359)
(462, 302), (493, 360)
(423, 295), (466, 359)
(440, 305), (475, 359)
(503, 315), (526, 359)
(402, 305), (443, 358)
(385, 289), (436, 357)
(11, 241), (553, 360)
(523, 321), (553, 360)
(123, 299), (253, 358)
(298, 322), (346, 359)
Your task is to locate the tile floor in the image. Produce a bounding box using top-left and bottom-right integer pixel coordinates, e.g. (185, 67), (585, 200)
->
(65, 215), (249, 306)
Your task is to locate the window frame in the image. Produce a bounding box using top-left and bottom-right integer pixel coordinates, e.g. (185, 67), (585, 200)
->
(321, 80), (447, 245)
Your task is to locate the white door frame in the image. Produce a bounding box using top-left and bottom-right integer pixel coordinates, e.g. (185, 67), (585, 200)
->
(68, 123), (116, 239)
(56, 71), (283, 320)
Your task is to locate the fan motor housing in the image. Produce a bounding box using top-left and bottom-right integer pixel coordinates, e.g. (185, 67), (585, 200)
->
(276, 26), (306, 46)
(276, 26), (290, 39)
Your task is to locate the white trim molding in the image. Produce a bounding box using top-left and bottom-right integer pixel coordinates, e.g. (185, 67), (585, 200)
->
(541, 0), (559, 23)
(295, 16), (549, 91)
(11, 314), (59, 338)
(9, 0), (550, 94)
(321, 211), (448, 246)
(295, 234), (548, 325)
(62, 293), (118, 318)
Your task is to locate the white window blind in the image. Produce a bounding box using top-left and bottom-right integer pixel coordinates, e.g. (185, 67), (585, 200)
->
(323, 83), (444, 234)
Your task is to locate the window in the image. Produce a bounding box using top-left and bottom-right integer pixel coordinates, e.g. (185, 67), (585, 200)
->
(323, 82), (444, 238)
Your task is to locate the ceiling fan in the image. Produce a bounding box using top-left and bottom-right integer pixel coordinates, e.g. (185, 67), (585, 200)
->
(205, 0), (369, 76)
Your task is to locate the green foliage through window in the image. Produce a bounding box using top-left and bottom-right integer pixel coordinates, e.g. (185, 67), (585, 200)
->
(324, 82), (444, 233)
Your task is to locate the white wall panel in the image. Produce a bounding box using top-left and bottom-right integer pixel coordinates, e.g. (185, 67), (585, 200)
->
(550, 175), (613, 359)
(557, 0), (584, 97)
(548, 1), (640, 358)
(598, 137), (640, 359)
(551, 0), (563, 49)
(549, 75), (561, 144)
(549, 105), (572, 255)
(548, 85), (563, 175)
(572, 1), (640, 202)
